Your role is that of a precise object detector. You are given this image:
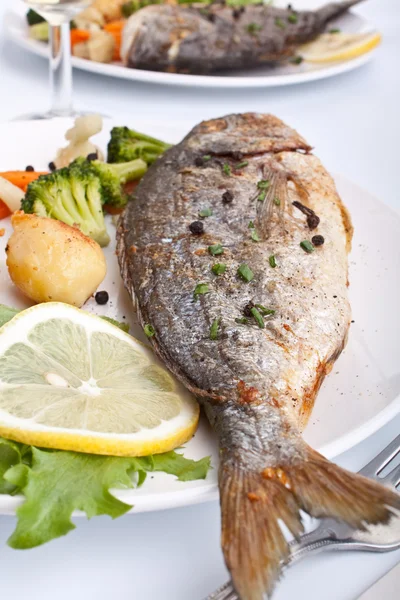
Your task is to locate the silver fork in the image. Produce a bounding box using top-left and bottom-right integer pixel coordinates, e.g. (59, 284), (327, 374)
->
(205, 434), (400, 600)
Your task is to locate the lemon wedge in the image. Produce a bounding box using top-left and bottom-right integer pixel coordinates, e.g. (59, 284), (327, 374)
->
(299, 31), (381, 63)
(0, 303), (199, 456)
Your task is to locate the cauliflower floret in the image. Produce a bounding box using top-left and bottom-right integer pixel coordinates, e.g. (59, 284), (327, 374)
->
(54, 114), (104, 169)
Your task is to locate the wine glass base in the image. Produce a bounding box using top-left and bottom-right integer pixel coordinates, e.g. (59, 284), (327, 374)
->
(12, 110), (109, 121)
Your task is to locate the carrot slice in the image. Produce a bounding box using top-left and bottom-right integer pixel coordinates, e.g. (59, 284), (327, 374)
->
(104, 21), (124, 61)
(0, 171), (48, 193)
(0, 199), (11, 220)
(70, 29), (91, 48)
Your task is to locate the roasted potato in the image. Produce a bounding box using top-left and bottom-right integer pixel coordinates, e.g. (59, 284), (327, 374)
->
(6, 212), (107, 307)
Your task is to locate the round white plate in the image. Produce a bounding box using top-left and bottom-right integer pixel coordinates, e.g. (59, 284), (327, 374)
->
(0, 117), (399, 517)
(5, 2), (380, 89)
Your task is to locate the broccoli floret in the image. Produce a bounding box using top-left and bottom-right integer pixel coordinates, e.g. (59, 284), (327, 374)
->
(27, 9), (45, 26)
(89, 157), (147, 208)
(107, 127), (172, 164)
(22, 165), (110, 248)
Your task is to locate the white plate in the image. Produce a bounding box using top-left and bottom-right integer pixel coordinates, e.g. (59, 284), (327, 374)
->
(0, 117), (399, 517)
(5, 1), (380, 89)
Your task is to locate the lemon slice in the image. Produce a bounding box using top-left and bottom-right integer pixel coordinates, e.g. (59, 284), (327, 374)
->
(0, 303), (199, 456)
(299, 32), (381, 63)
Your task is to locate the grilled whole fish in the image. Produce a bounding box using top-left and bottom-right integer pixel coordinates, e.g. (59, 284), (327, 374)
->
(121, 0), (362, 74)
(117, 114), (400, 600)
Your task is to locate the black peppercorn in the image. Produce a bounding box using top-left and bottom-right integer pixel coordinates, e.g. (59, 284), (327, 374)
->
(25, 165), (34, 172)
(194, 157), (204, 167)
(311, 234), (325, 246)
(222, 190), (234, 204)
(243, 301), (255, 318)
(95, 290), (109, 305)
(48, 161), (56, 172)
(189, 221), (204, 235)
(87, 152), (98, 161)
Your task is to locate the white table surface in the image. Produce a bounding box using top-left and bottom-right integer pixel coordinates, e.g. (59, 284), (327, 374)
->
(0, 1), (399, 599)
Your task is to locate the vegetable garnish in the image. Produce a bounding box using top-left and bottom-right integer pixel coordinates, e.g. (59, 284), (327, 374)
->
(235, 160), (249, 169)
(312, 234), (325, 246)
(212, 263), (227, 275)
(273, 196), (281, 205)
(290, 56), (304, 65)
(237, 263), (254, 282)
(0, 438), (210, 550)
(329, 28), (341, 34)
(210, 318), (220, 340)
(275, 17), (286, 29)
(269, 255), (277, 268)
(250, 307), (265, 329)
(199, 208), (213, 218)
(208, 244), (224, 256)
(258, 191), (267, 202)
(235, 317), (249, 325)
(255, 304), (275, 316)
(203, 155), (212, 161)
(144, 324), (156, 337)
(288, 13), (298, 24)
(251, 230), (260, 243)
(223, 163), (232, 176)
(257, 180), (270, 189)
(300, 240), (314, 253)
(247, 22), (263, 35)
(194, 283), (210, 299)
(248, 221), (255, 228)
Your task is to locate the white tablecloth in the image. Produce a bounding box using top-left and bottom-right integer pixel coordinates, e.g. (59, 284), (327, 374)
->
(0, 1), (399, 598)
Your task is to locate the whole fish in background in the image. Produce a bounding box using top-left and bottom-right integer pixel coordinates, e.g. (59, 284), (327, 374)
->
(121, 0), (362, 74)
(117, 113), (400, 600)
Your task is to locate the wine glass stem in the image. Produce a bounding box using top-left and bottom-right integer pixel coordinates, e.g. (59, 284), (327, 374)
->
(49, 22), (73, 117)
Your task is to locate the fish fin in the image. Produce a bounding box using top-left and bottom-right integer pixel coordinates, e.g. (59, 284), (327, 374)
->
(255, 169), (287, 239)
(220, 445), (400, 600)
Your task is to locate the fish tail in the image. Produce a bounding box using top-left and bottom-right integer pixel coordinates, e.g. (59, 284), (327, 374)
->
(318, 0), (364, 22)
(220, 444), (400, 600)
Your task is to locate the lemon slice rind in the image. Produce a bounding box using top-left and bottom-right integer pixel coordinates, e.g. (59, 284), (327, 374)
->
(0, 303), (200, 457)
(299, 31), (381, 64)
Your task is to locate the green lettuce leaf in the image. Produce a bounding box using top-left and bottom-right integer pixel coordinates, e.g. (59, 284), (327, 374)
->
(4, 447), (210, 549)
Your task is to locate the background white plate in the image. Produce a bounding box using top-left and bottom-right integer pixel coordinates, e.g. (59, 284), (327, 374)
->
(0, 117), (399, 516)
(4, 1), (380, 89)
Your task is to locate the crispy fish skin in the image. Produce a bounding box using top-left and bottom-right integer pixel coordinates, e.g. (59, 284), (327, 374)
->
(121, 1), (362, 74)
(117, 113), (400, 600)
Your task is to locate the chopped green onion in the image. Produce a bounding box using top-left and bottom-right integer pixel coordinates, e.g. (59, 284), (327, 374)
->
(144, 324), (155, 337)
(210, 318), (220, 340)
(235, 317), (249, 325)
(288, 13), (298, 24)
(212, 263), (226, 275)
(258, 191), (267, 202)
(250, 307), (265, 329)
(269, 255), (276, 268)
(257, 180), (270, 189)
(223, 163), (231, 176)
(275, 17), (286, 29)
(329, 28), (341, 34)
(237, 263), (254, 282)
(290, 56), (303, 65)
(255, 304), (275, 316)
(193, 283), (210, 300)
(273, 196), (281, 205)
(247, 22), (262, 35)
(199, 207), (213, 218)
(251, 230), (260, 242)
(235, 160), (249, 169)
(300, 240), (314, 253)
(203, 154), (212, 161)
(208, 244), (224, 256)
(248, 220), (255, 228)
